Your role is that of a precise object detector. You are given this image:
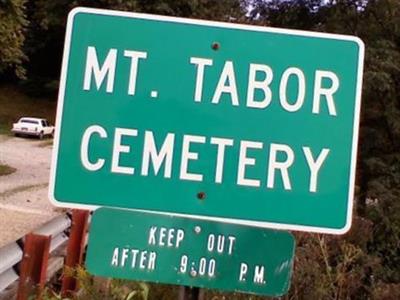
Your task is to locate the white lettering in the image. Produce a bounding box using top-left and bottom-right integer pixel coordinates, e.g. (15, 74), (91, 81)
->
(180, 135), (206, 181)
(303, 147), (330, 192)
(124, 50), (147, 96)
(176, 229), (185, 248)
(228, 236), (236, 255)
(141, 131), (175, 178)
(312, 70), (339, 116)
(253, 265), (266, 284)
(148, 227), (157, 245)
(212, 61), (239, 106)
(210, 137), (234, 183)
(246, 64), (273, 109)
(131, 249), (139, 268)
(190, 57), (213, 102)
(267, 143), (294, 190)
(121, 248), (129, 267)
(237, 141), (263, 187)
(207, 234), (215, 252)
(167, 228), (175, 247)
(148, 252), (157, 270)
(217, 235), (225, 253)
(111, 248), (119, 266)
(239, 263), (248, 282)
(111, 128), (137, 174)
(159, 227), (167, 246)
(83, 46), (117, 93)
(279, 67), (306, 112)
(81, 125), (107, 171)
(139, 251), (148, 269)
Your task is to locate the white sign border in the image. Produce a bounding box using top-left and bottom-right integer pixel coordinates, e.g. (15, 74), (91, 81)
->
(49, 7), (365, 235)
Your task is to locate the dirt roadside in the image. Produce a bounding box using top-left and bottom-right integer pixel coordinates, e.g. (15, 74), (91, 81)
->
(0, 135), (61, 247)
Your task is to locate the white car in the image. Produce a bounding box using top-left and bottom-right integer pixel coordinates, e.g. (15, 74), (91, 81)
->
(11, 117), (55, 139)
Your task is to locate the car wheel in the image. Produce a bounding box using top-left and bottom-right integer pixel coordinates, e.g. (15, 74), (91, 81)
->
(14, 133), (19, 137)
(51, 130), (55, 138)
(39, 131), (44, 140)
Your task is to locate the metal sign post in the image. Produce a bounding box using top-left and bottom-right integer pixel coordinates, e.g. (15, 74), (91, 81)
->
(179, 287), (203, 300)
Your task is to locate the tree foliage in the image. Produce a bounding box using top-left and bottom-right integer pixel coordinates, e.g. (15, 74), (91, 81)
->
(0, 0), (27, 78)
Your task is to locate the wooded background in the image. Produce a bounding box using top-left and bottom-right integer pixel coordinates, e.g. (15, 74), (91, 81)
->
(1, 1), (399, 299)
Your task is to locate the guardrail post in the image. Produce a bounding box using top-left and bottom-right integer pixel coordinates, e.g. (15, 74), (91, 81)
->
(16, 233), (51, 300)
(61, 209), (89, 297)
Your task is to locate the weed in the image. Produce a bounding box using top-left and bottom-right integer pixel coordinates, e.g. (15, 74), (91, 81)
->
(42, 267), (151, 300)
(0, 163), (16, 176)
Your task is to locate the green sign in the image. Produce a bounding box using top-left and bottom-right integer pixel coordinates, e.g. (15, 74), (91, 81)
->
(86, 208), (295, 296)
(49, 7), (364, 234)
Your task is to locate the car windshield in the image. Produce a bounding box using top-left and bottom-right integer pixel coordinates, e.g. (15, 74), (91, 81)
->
(20, 119), (39, 124)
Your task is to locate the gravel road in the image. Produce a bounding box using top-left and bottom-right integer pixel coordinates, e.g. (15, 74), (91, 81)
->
(0, 135), (60, 247)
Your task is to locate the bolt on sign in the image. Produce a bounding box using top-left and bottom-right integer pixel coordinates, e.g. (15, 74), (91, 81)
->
(86, 208), (295, 296)
(49, 7), (365, 234)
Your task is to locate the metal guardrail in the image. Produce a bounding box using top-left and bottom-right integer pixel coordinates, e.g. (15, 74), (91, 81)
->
(34, 214), (71, 252)
(0, 243), (22, 292)
(0, 214), (72, 293)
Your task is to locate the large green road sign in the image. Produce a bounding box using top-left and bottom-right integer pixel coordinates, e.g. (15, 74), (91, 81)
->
(49, 7), (364, 234)
(86, 208), (295, 296)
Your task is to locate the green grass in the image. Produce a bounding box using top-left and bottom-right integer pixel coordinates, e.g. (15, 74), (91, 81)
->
(0, 163), (16, 176)
(0, 84), (57, 135)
